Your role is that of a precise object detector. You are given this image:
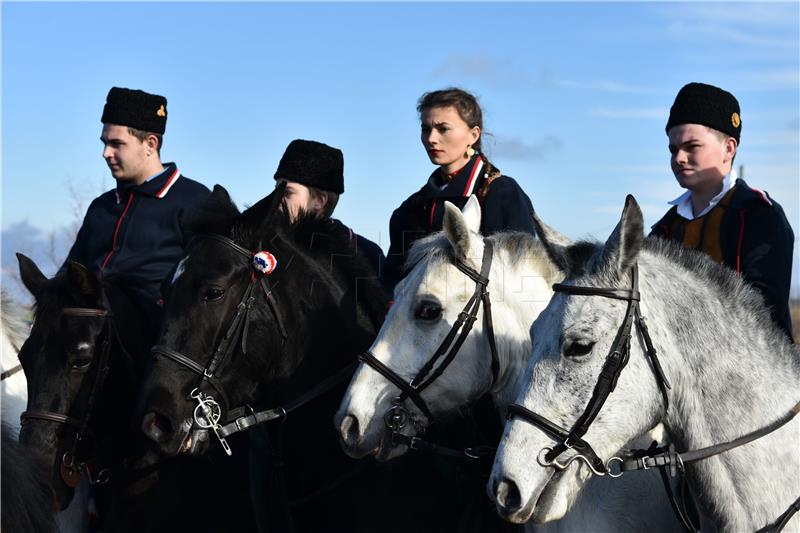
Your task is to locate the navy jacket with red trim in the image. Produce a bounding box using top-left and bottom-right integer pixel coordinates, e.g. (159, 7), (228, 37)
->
(383, 155), (535, 292)
(63, 162), (210, 305)
(650, 178), (795, 340)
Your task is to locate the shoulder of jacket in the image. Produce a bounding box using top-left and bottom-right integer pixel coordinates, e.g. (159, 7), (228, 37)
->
(733, 179), (774, 208)
(649, 206), (679, 232)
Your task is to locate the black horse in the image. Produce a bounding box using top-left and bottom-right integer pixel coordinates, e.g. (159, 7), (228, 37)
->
(16, 254), (255, 532)
(140, 184), (400, 532)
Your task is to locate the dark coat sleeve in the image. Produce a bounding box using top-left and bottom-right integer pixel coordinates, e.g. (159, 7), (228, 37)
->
(739, 202), (795, 339)
(480, 177), (536, 235)
(382, 194), (430, 294)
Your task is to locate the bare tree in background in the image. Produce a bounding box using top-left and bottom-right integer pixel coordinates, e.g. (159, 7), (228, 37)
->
(4, 174), (107, 305)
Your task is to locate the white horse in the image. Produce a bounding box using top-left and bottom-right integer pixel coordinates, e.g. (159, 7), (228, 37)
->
(2, 289), (91, 533)
(490, 196), (799, 532)
(337, 197), (681, 531)
(1, 289), (30, 429)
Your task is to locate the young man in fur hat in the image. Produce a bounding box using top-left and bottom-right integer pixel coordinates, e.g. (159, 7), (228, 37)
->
(63, 86), (210, 343)
(273, 139), (385, 279)
(650, 82), (794, 340)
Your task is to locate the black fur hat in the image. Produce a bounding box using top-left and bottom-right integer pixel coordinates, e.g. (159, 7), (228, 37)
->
(274, 139), (344, 194)
(666, 82), (741, 143)
(101, 87), (168, 134)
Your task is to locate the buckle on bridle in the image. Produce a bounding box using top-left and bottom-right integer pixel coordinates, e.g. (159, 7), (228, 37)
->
(384, 403), (410, 431)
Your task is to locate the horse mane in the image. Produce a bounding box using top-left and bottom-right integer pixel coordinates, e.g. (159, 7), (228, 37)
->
(183, 190), (243, 239)
(640, 236), (791, 342)
(1, 290), (29, 353)
(405, 230), (566, 286)
(1, 423), (57, 533)
(184, 190), (388, 319)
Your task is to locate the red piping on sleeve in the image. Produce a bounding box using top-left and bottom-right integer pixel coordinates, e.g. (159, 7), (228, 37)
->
(101, 192), (134, 271)
(736, 208), (745, 273)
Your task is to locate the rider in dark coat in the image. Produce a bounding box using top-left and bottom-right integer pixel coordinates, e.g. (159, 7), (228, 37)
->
(252, 139), (386, 533)
(649, 82), (794, 340)
(271, 139), (385, 277)
(383, 153), (535, 293)
(63, 87), (210, 346)
(381, 88), (535, 533)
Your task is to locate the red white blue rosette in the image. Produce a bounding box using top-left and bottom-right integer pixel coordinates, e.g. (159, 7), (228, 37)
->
(252, 251), (278, 275)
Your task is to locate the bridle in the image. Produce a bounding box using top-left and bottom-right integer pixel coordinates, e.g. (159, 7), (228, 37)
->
(507, 264), (670, 476)
(20, 306), (115, 487)
(506, 264), (800, 532)
(152, 233), (357, 456)
(358, 239), (500, 459)
(152, 234), (287, 455)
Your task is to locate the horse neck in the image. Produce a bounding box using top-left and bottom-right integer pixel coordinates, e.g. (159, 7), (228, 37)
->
(638, 250), (800, 529)
(489, 247), (554, 410)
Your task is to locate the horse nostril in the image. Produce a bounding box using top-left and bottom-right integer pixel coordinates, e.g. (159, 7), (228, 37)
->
(141, 411), (172, 443)
(339, 414), (360, 449)
(495, 477), (522, 512)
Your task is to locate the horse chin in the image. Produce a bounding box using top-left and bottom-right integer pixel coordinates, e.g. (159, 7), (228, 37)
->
(374, 430), (407, 462)
(531, 467), (588, 523)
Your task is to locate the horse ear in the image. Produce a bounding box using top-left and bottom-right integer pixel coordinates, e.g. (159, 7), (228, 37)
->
(597, 195), (644, 274)
(462, 195), (482, 234)
(532, 210), (573, 273)
(532, 210), (600, 278)
(238, 182), (286, 235)
(210, 184), (231, 204)
(444, 201), (479, 261)
(17, 253), (47, 299)
(66, 261), (101, 303)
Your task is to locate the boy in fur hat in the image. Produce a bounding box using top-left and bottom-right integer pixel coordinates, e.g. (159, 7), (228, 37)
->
(63, 86), (210, 344)
(650, 82), (794, 340)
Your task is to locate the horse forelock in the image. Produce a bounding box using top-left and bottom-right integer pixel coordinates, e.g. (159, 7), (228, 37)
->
(405, 231), (566, 287)
(184, 191), (243, 240)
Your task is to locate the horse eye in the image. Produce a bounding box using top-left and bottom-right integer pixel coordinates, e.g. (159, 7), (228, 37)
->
(564, 341), (595, 358)
(414, 300), (442, 322)
(203, 287), (225, 302)
(71, 358), (93, 371)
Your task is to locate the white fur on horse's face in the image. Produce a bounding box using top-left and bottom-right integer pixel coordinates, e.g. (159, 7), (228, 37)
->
(337, 245), (493, 460)
(492, 287), (662, 522)
(335, 197), (557, 461)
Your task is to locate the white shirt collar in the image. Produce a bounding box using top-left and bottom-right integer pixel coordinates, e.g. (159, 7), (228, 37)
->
(668, 168), (737, 220)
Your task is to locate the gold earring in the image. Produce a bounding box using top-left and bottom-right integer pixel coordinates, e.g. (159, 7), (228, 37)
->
(465, 145), (475, 158)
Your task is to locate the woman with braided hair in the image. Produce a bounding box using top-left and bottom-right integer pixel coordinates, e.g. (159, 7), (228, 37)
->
(380, 88), (534, 532)
(382, 87), (536, 293)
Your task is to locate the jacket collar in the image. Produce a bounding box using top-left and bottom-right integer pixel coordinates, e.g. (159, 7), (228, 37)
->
(115, 162), (181, 201)
(651, 177), (773, 231)
(424, 155), (486, 198)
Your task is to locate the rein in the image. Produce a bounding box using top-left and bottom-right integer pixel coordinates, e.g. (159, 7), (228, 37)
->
(20, 306), (114, 487)
(358, 239), (500, 461)
(1, 364), (23, 381)
(506, 264), (800, 532)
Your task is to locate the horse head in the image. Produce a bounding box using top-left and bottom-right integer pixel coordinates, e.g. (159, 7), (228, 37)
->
(139, 184), (290, 456)
(16, 254), (117, 510)
(336, 196), (560, 461)
(489, 195), (665, 524)
(141, 182), (385, 459)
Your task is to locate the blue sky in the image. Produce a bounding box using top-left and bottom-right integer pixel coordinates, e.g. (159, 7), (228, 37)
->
(2, 1), (798, 301)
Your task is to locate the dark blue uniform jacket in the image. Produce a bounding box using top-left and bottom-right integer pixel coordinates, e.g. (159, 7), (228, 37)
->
(63, 162), (210, 307)
(650, 178), (794, 340)
(383, 155), (535, 292)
